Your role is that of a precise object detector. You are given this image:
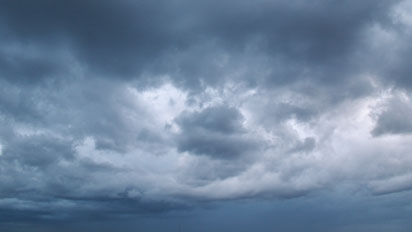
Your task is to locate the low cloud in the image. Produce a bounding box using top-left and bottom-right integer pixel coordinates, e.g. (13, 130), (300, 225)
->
(0, 0), (412, 228)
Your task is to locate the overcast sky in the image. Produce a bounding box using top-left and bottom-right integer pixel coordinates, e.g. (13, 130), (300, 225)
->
(1, 0), (412, 231)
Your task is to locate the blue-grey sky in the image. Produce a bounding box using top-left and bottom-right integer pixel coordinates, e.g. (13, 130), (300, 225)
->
(1, 0), (412, 231)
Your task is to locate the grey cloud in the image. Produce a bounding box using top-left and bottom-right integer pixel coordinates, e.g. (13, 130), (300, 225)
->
(0, 0), (178, 80)
(372, 95), (412, 136)
(252, 102), (317, 127)
(0, 80), (44, 121)
(0, 76), (173, 209)
(0, 0), (412, 229)
(166, 0), (400, 92)
(0, 0), (401, 91)
(0, 196), (189, 224)
(177, 134), (256, 159)
(1, 134), (74, 168)
(176, 105), (244, 134)
(176, 105), (259, 159)
(289, 137), (317, 154)
(370, 174), (412, 195)
(0, 75), (165, 153)
(0, 50), (62, 85)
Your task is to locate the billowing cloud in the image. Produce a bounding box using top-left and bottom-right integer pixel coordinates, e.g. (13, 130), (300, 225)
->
(1, 0), (412, 231)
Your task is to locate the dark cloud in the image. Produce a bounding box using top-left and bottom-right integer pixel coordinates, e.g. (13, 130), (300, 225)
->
(2, 134), (74, 168)
(0, 0), (177, 80)
(176, 105), (244, 134)
(0, 50), (62, 85)
(0, 0), (402, 90)
(381, 46), (412, 91)
(0, 0), (412, 230)
(176, 105), (259, 159)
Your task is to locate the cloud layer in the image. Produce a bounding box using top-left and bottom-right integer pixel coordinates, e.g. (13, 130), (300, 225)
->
(1, 0), (412, 230)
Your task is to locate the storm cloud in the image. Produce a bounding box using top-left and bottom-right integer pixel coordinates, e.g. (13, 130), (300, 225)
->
(1, 0), (412, 231)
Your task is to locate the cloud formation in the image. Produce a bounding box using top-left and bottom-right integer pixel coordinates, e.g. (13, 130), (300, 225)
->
(1, 0), (412, 230)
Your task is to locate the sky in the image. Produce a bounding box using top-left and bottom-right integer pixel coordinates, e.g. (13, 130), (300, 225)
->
(1, 0), (412, 231)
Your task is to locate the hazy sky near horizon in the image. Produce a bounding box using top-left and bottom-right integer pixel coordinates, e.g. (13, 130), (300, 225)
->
(1, 0), (412, 231)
